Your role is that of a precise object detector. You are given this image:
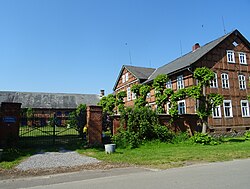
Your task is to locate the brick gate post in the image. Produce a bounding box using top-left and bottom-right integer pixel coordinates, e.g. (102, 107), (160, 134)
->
(87, 105), (102, 146)
(0, 102), (22, 147)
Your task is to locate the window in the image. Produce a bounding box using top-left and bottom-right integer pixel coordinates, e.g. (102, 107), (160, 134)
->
(125, 73), (129, 81)
(146, 92), (151, 99)
(210, 72), (218, 88)
(166, 80), (172, 89)
(238, 74), (246, 90)
(221, 73), (229, 89)
(227, 50), (235, 63)
(178, 100), (186, 114)
(127, 87), (131, 101)
(122, 75), (125, 83)
(223, 100), (233, 117)
(177, 75), (184, 89)
(166, 102), (171, 114)
(239, 52), (247, 64)
(241, 100), (250, 117)
(132, 92), (136, 100)
(212, 105), (221, 118)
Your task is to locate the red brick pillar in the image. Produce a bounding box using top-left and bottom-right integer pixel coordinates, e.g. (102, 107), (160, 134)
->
(112, 115), (121, 135)
(0, 102), (22, 147)
(87, 106), (102, 146)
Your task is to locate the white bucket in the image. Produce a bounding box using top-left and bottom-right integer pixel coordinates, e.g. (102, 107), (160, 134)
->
(105, 144), (116, 154)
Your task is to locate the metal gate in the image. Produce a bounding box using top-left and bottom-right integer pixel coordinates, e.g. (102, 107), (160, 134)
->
(18, 117), (83, 147)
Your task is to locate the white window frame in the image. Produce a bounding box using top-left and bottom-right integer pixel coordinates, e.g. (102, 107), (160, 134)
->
(210, 72), (218, 88)
(227, 50), (235, 63)
(239, 52), (247, 65)
(221, 73), (230, 89)
(241, 100), (250, 117)
(122, 75), (125, 83)
(238, 74), (246, 90)
(177, 75), (184, 89)
(166, 102), (171, 115)
(125, 73), (129, 81)
(146, 92), (151, 99)
(132, 92), (136, 100)
(212, 105), (221, 118)
(166, 80), (172, 89)
(127, 87), (131, 101)
(178, 100), (186, 114)
(223, 100), (233, 118)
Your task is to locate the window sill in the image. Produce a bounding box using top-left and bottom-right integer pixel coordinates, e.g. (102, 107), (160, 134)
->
(227, 62), (235, 64)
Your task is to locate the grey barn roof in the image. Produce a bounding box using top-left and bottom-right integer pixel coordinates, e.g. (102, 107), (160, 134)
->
(0, 91), (100, 109)
(146, 30), (245, 83)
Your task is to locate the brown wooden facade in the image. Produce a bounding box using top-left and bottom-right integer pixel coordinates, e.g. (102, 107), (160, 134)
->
(113, 30), (250, 132)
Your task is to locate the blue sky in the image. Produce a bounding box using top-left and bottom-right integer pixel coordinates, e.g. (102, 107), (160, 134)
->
(0, 0), (249, 95)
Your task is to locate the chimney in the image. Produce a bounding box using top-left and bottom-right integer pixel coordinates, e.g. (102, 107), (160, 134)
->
(192, 43), (200, 51)
(100, 90), (105, 97)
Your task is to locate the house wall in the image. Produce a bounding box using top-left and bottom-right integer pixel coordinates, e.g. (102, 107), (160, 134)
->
(114, 67), (139, 107)
(114, 32), (250, 132)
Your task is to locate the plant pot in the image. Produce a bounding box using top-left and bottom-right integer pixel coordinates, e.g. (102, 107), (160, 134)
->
(104, 144), (116, 154)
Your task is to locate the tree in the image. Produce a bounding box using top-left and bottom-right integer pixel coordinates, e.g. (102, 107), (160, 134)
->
(186, 67), (224, 133)
(153, 74), (173, 113)
(26, 107), (34, 126)
(116, 91), (127, 113)
(131, 84), (150, 108)
(98, 94), (116, 115)
(68, 104), (87, 138)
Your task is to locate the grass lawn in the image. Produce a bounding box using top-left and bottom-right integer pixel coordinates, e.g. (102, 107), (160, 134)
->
(79, 140), (250, 169)
(1, 139), (250, 170)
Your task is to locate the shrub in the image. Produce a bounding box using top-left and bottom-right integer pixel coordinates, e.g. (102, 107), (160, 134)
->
(191, 132), (218, 145)
(112, 107), (174, 148)
(171, 132), (190, 144)
(154, 124), (174, 142)
(244, 131), (250, 140)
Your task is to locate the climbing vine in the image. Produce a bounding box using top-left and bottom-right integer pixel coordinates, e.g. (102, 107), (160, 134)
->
(131, 84), (150, 108)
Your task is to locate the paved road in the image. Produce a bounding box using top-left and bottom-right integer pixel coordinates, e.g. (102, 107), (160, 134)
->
(1, 159), (250, 189)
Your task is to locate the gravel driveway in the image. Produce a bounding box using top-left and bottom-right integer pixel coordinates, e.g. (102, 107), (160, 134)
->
(16, 150), (101, 171)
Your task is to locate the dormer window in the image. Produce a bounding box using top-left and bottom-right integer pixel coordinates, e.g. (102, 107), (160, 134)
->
(227, 50), (235, 63)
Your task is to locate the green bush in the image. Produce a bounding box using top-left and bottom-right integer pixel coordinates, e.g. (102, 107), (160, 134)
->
(154, 124), (174, 142)
(191, 132), (218, 145)
(171, 132), (190, 144)
(244, 131), (250, 140)
(113, 107), (174, 148)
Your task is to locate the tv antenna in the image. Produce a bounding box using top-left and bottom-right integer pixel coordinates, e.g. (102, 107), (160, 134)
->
(180, 40), (183, 56)
(125, 43), (132, 65)
(222, 16), (227, 34)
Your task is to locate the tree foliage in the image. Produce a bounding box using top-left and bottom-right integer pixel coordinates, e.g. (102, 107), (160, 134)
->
(67, 104), (87, 138)
(153, 74), (172, 113)
(131, 84), (150, 108)
(112, 106), (174, 148)
(187, 67), (224, 133)
(98, 94), (116, 115)
(98, 91), (127, 115)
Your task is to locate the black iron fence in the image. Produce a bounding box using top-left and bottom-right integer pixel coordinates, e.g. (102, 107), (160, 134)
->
(18, 116), (83, 147)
